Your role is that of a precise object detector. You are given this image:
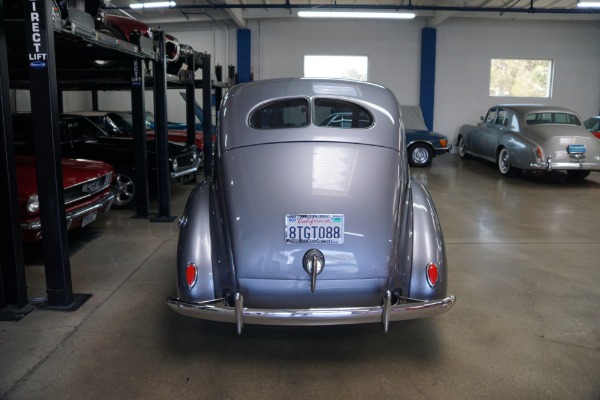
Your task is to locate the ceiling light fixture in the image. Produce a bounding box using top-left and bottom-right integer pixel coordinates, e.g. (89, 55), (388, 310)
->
(577, 0), (600, 7)
(297, 10), (416, 19)
(130, 1), (176, 9)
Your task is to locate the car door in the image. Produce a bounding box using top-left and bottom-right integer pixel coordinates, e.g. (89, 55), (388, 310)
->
(483, 108), (509, 158)
(472, 108), (497, 156)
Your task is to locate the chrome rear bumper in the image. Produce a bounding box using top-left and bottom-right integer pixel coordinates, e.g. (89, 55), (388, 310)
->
(167, 291), (456, 334)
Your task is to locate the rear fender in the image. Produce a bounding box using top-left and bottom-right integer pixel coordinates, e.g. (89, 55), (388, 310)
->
(176, 179), (215, 301)
(409, 179), (448, 300)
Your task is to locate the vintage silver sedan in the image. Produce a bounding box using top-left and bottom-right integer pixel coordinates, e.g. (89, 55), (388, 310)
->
(458, 105), (600, 179)
(167, 78), (455, 334)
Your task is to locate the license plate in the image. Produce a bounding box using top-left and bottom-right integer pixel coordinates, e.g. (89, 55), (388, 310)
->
(285, 214), (344, 244)
(81, 211), (97, 227)
(567, 144), (586, 154)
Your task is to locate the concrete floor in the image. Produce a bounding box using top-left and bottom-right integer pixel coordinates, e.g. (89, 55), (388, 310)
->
(1, 154), (599, 399)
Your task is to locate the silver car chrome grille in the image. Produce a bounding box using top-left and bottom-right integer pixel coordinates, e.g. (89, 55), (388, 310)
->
(175, 153), (195, 168)
(64, 173), (112, 205)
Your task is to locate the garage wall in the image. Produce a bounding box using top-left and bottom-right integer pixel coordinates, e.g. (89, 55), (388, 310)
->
(57, 17), (600, 148)
(435, 18), (600, 146)
(248, 18), (425, 105)
(247, 17), (600, 149)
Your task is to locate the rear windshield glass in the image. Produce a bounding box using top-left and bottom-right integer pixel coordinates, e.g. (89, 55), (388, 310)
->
(314, 99), (373, 128)
(526, 112), (581, 126)
(249, 98), (309, 129)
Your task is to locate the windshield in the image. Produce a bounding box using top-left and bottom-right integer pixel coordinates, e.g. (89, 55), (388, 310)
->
(525, 112), (581, 126)
(584, 118), (600, 131)
(110, 113), (135, 133)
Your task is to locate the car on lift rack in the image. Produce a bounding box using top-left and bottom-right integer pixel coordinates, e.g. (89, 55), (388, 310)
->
(15, 156), (115, 242)
(67, 110), (205, 163)
(457, 105), (600, 180)
(12, 113), (200, 209)
(167, 78), (456, 334)
(92, 11), (201, 75)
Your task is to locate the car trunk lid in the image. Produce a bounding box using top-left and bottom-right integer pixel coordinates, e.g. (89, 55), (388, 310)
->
(220, 142), (406, 307)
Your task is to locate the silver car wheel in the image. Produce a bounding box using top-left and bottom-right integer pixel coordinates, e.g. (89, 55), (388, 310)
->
(114, 171), (136, 208)
(408, 144), (433, 167)
(498, 148), (512, 175)
(458, 137), (468, 158)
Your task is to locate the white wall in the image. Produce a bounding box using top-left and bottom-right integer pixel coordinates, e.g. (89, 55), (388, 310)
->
(248, 17), (600, 148)
(248, 18), (426, 105)
(435, 19), (600, 146)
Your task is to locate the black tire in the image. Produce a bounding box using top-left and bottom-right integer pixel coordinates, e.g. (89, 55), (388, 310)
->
(92, 24), (127, 69)
(497, 147), (521, 177)
(407, 143), (433, 167)
(567, 170), (591, 181)
(458, 136), (470, 159)
(113, 169), (136, 209)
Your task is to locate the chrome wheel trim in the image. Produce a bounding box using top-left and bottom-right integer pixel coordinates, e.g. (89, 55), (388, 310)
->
(498, 148), (510, 174)
(459, 138), (467, 157)
(114, 172), (136, 207)
(411, 146), (430, 165)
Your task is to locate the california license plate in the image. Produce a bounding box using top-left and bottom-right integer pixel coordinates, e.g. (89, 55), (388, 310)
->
(567, 144), (586, 154)
(81, 211), (97, 227)
(285, 214), (344, 244)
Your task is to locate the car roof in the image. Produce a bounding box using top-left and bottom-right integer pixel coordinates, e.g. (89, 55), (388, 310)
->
(220, 78), (402, 151)
(68, 111), (112, 117)
(493, 104), (578, 115)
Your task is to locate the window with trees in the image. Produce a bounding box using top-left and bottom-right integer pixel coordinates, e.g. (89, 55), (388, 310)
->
(489, 59), (553, 98)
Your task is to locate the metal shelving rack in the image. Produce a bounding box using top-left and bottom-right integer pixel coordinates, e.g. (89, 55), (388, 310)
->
(0, 0), (224, 318)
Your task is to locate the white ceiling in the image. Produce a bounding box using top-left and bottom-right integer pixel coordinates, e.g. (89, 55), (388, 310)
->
(106, 0), (600, 27)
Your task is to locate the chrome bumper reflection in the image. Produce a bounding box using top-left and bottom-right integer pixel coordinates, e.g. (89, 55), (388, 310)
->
(167, 292), (456, 334)
(530, 156), (600, 171)
(171, 157), (201, 178)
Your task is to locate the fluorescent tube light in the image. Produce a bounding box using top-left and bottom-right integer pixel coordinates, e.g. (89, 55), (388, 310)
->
(130, 1), (176, 9)
(577, 0), (600, 6)
(298, 10), (416, 19)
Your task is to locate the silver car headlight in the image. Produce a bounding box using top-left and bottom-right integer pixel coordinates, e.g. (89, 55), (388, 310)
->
(27, 194), (39, 214)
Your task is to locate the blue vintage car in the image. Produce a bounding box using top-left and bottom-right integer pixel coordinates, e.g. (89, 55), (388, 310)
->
(401, 106), (452, 167)
(167, 78), (456, 333)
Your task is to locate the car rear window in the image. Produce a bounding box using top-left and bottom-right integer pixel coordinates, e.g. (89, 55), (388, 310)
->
(526, 112), (581, 126)
(248, 98), (374, 130)
(249, 98), (309, 129)
(314, 99), (373, 128)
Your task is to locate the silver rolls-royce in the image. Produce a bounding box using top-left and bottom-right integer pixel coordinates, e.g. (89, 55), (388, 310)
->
(458, 104), (600, 179)
(167, 78), (456, 334)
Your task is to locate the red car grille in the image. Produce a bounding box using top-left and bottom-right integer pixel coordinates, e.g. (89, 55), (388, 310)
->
(64, 173), (112, 205)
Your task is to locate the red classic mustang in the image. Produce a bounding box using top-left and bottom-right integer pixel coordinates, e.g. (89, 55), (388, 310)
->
(16, 156), (115, 242)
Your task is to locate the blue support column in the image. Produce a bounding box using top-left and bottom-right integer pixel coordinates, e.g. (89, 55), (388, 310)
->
(420, 27), (437, 131)
(237, 29), (251, 83)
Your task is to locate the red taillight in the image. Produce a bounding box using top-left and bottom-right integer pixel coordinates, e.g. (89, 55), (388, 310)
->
(535, 146), (543, 159)
(186, 263), (198, 288)
(426, 263), (439, 288)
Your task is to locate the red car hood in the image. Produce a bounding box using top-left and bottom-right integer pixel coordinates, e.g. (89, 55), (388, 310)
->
(15, 156), (113, 200)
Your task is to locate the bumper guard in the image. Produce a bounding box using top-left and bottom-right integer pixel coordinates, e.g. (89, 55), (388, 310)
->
(167, 291), (456, 334)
